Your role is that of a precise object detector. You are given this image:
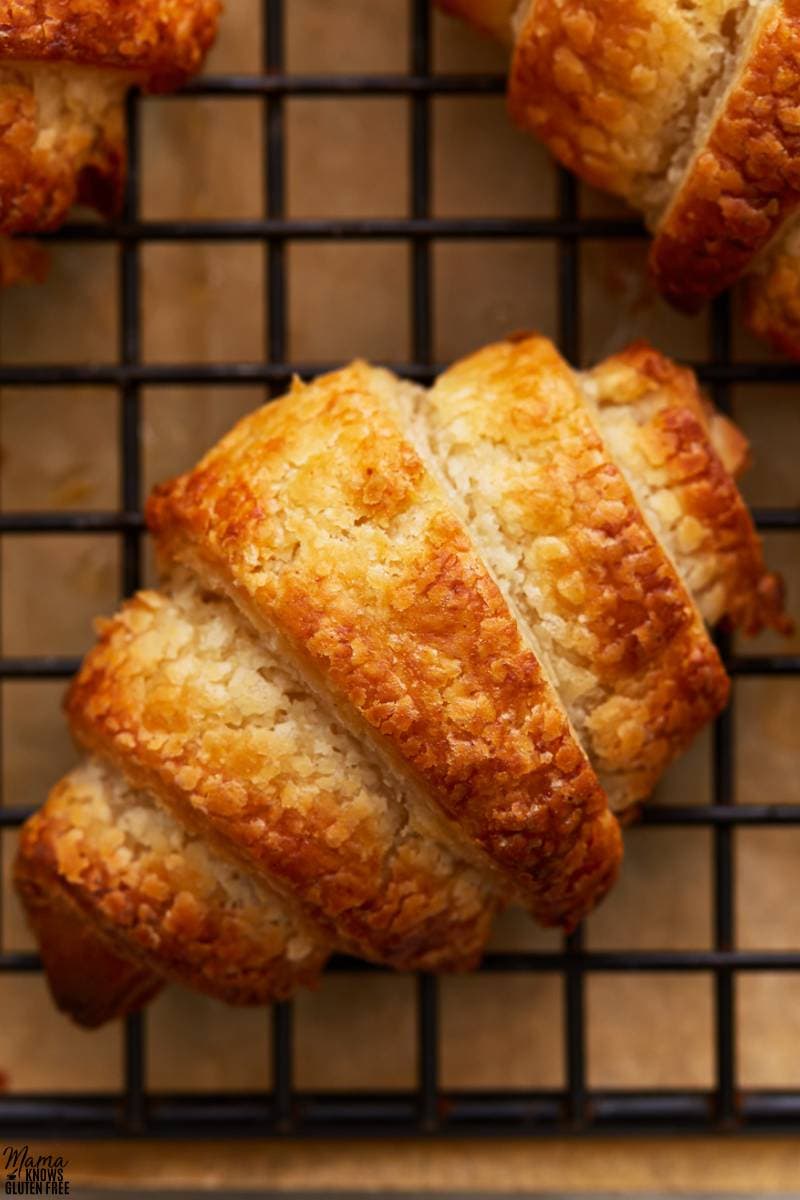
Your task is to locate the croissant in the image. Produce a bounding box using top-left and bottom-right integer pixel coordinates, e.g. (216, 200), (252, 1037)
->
(0, 0), (218, 267)
(15, 334), (788, 1026)
(437, 0), (800, 357)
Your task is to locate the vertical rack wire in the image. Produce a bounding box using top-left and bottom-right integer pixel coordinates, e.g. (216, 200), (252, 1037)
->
(263, 0), (296, 1134)
(118, 89), (147, 1134)
(410, 0), (441, 1136)
(0, 0), (797, 1138)
(709, 293), (737, 1128)
(555, 169), (587, 1130)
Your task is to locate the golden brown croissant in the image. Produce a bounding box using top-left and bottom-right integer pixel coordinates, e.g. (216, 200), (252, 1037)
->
(15, 335), (788, 1026)
(0, 0), (219, 252)
(438, 0), (800, 356)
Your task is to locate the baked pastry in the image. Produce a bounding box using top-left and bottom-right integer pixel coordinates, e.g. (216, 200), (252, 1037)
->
(438, 0), (800, 355)
(16, 760), (328, 1026)
(585, 344), (792, 635)
(15, 335), (787, 1026)
(64, 572), (499, 972)
(426, 338), (729, 814)
(0, 0), (219, 257)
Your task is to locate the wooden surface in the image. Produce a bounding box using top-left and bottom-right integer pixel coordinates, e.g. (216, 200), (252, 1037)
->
(1, 0), (799, 1192)
(19, 1138), (800, 1193)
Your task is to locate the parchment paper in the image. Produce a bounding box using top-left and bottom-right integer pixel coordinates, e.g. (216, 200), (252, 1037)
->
(0, 0), (799, 1185)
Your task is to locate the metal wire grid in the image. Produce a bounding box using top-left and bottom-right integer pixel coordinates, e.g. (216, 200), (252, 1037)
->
(0, 0), (799, 1140)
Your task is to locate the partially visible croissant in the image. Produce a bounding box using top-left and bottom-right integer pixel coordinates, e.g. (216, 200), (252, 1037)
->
(15, 335), (789, 1025)
(0, 0), (219, 278)
(437, 0), (800, 357)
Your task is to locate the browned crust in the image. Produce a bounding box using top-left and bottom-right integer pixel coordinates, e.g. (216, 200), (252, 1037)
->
(435, 0), (518, 43)
(66, 586), (497, 973)
(0, 0), (219, 235)
(429, 335), (729, 811)
(0, 67), (126, 233)
(0, 0), (220, 89)
(14, 842), (164, 1028)
(650, 0), (800, 310)
(590, 342), (793, 636)
(506, 0), (709, 206)
(745, 232), (800, 358)
(146, 364), (622, 931)
(508, 0), (632, 198)
(15, 771), (328, 1015)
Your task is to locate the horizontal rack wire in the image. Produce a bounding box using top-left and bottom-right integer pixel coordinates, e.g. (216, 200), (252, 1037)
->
(3, 360), (800, 385)
(0, 0), (798, 1140)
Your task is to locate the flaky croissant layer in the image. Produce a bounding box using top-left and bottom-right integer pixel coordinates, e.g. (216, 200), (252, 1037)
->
(438, 0), (800, 357)
(0, 0), (219, 266)
(15, 335), (788, 1026)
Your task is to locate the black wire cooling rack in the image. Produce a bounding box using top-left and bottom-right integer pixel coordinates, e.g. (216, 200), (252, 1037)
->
(1, 0), (799, 1141)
